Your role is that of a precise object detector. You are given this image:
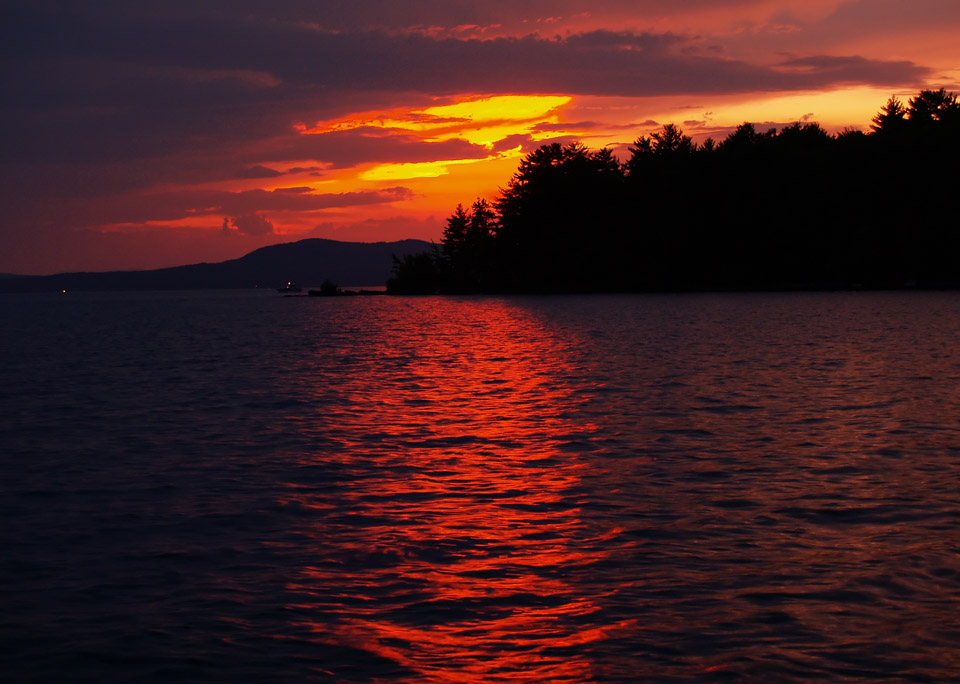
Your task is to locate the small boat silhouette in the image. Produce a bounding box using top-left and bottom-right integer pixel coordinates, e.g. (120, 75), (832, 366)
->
(277, 281), (302, 293)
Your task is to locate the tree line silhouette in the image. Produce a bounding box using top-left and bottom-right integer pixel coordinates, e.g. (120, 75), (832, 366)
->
(388, 89), (960, 294)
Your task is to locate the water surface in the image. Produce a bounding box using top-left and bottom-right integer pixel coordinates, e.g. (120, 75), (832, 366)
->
(3, 291), (960, 681)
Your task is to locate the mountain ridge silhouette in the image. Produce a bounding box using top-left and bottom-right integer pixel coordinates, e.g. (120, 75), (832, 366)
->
(0, 238), (432, 293)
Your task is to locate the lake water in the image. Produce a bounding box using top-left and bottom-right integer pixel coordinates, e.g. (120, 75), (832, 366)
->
(3, 290), (960, 682)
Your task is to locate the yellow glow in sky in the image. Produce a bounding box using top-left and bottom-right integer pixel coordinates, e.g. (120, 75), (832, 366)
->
(305, 95), (573, 147)
(360, 158), (479, 181)
(360, 147), (525, 181)
(421, 95), (572, 123)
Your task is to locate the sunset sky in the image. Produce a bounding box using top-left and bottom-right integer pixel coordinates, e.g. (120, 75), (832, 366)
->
(3, 1), (959, 274)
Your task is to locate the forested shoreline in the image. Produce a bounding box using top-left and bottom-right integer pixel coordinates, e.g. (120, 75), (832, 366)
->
(388, 89), (960, 294)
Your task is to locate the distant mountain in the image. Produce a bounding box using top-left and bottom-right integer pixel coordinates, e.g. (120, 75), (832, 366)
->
(0, 238), (433, 293)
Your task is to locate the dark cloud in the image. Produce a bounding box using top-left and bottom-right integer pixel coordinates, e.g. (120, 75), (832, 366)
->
(287, 166), (325, 174)
(236, 165), (285, 179)
(1, 11), (928, 187)
(1, 5), (930, 176)
(277, 130), (490, 169)
(1, 1), (760, 39)
(228, 213), (275, 236)
(492, 134), (534, 153)
(214, 187), (415, 216)
(776, 55), (925, 85)
(4, 7), (930, 104)
(272, 186), (314, 194)
(68, 187), (415, 227)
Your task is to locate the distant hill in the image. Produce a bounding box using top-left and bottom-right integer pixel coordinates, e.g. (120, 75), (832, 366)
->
(0, 238), (433, 293)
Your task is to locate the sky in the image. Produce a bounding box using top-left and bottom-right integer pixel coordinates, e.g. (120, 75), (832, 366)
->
(2, 1), (959, 274)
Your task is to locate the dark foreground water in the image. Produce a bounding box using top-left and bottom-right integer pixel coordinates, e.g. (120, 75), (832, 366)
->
(3, 291), (960, 682)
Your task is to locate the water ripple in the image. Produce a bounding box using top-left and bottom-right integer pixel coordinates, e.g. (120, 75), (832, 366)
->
(3, 291), (960, 681)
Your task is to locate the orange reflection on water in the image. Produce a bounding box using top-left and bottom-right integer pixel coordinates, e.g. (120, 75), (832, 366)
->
(279, 299), (632, 682)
